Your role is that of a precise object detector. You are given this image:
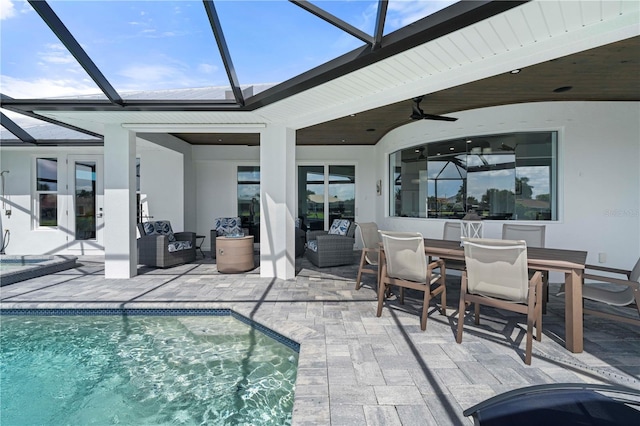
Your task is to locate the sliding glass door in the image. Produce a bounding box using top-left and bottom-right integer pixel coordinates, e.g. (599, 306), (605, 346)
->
(298, 165), (355, 231)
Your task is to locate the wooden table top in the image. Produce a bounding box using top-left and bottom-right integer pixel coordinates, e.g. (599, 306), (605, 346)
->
(423, 238), (588, 273)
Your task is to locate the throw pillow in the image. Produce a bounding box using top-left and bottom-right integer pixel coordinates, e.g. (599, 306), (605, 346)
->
(328, 219), (350, 236)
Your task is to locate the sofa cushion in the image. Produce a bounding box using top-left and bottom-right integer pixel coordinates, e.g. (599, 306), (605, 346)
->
(307, 240), (318, 252)
(328, 219), (350, 236)
(168, 240), (193, 253)
(142, 220), (176, 242)
(214, 217), (242, 236)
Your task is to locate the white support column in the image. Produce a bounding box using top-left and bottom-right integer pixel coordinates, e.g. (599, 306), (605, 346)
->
(260, 125), (296, 280)
(103, 124), (137, 278)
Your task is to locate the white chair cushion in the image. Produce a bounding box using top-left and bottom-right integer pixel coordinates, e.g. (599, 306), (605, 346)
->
(167, 240), (193, 253)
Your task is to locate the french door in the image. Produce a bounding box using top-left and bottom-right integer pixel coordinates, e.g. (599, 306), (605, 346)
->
(66, 155), (104, 251)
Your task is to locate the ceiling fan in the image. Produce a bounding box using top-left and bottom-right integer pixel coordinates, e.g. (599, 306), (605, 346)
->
(410, 96), (458, 122)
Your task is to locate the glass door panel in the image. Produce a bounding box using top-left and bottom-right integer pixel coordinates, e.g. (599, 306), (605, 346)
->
(298, 165), (356, 231)
(298, 166), (325, 231)
(74, 161), (97, 240)
(328, 165), (355, 224)
(67, 155), (104, 251)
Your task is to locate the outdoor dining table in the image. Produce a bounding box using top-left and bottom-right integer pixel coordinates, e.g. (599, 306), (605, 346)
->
(421, 238), (588, 353)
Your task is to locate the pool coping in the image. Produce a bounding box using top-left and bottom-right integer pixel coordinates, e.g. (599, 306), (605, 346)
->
(0, 306), (301, 352)
(0, 255), (78, 286)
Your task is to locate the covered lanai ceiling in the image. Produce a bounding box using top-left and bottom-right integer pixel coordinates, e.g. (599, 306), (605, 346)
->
(1, 0), (639, 147)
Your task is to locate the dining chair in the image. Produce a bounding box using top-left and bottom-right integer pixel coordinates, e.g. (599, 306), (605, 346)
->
(457, 237), (543, 365)
(502, 223), (548, 310)
(443, 221), (462, 241)
(442, 221), (466, 271)
(502, 224), (546, 248)
(580, 257), (640, 325)
(461, 220), (483, 239)
(378, 231), (447, 331)
(355, 222), (381, 290)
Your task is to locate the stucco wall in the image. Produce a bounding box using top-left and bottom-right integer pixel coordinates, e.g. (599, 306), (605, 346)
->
(2, 101), (637, 271)
(0, 144), (182, 255)
(192, 143), (377, 250)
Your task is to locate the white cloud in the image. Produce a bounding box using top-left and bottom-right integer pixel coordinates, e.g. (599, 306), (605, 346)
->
(197, 63), (217, 74)
(0, 0), (16, 20)
(38, 43), (76, 65)
(0, 75), (100, 98)
(118, 64), (184, 84)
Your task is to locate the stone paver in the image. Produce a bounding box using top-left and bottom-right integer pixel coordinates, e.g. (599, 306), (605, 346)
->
(1, 253), (639, 425)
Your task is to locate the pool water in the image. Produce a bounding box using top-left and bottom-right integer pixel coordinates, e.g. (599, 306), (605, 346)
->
(0, 255), (78, 286)
(0, 314), (298, 425)
(0, 258), (43, 271)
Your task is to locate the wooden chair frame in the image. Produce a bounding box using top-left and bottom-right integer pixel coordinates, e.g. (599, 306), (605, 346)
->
(377, 232), (447, 331)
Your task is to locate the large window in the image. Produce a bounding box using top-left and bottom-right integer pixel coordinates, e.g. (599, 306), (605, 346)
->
(35, 158), (58, 227)
(390, 132), (557, 220)
(237, 166), (260, 241)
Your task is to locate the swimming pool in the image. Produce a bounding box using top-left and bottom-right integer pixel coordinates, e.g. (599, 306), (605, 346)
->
(0, 255), (78, 286)
(0, 309), (299, 425)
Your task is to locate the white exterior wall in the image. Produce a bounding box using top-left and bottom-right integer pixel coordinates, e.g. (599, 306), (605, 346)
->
(0, 147), (103, 255)
(376, 101), (640, 277)
(137, 144), (185, 230)
(192, 144), (376, 251)
(0, 143), (184, 255)
(2, 101), (637, 274)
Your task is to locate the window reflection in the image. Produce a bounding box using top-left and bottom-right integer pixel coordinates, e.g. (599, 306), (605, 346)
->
(329, 165), (355, 224)
(390, 132), (556, 220)
(237, 166), (260, 241)
(298, 165), (355, 231)
(36, 158), (58, 227)
(75, 161), (96, 240)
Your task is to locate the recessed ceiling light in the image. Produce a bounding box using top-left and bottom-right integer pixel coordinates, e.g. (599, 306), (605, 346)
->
(510, 69), (521, 74)
(553, 86), (573, 93)
(466, 139), (472, 144)
(350, 114), (356, 117)
(450, 147), (455, 151)
(218, 138), (223, 142)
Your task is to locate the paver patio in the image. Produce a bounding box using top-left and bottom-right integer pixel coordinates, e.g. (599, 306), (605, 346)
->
(1, 252), (639, 425)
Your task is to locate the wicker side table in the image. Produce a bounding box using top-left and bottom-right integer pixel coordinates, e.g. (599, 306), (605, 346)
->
(215, 235), (255, 273)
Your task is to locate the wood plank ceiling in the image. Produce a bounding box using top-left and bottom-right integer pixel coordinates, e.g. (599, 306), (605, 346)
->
(174, 35), (639, 146)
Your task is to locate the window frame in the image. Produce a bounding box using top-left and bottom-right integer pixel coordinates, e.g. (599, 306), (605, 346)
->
(389, 131), (558, 221)
(34, 156), (59, 229)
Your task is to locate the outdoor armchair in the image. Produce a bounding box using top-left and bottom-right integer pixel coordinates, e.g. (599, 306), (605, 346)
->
(377, 231), (447, 331)
(137, 220), (196, 268)
(305, 219), (356, 267)
(457, 237), (543, 365)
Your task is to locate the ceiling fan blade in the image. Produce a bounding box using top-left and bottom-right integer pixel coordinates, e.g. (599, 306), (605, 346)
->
(421, 113), (458, 122)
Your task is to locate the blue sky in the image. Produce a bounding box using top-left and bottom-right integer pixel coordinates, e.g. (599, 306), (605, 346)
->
(0, 0), (456, 100)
